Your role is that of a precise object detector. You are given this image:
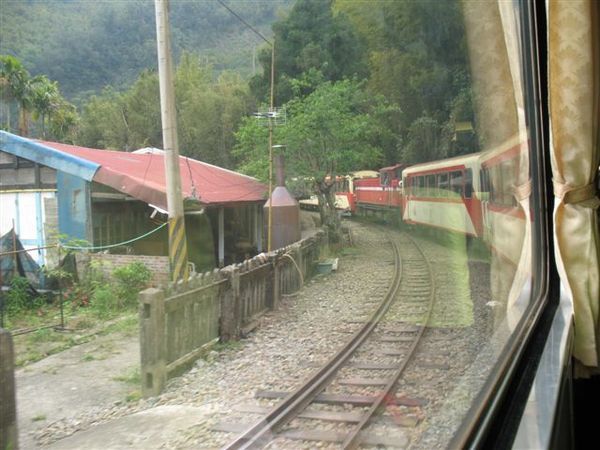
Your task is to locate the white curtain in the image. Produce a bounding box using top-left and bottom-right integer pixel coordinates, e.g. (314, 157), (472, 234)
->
(549, 0), (600, 375)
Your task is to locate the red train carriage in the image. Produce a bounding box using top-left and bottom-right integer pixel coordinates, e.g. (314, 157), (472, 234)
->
(401, 153), (483, 236)
(400, 139), (528, 266)
(298, 171), (378, 216)
(478, 138), (530, 265)
(354, 163), (407, 215)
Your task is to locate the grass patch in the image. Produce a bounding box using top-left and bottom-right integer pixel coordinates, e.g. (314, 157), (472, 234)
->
(113, 367), (141, 385)
(12, 312), (139, 367)
(6, 261), (149, 368)
(31, 414), (46, 422)
(101, 314), (139, 336)
(337, 247), (361, 257)
(29, 328), (56, 343)
(125, 390), (142, 402)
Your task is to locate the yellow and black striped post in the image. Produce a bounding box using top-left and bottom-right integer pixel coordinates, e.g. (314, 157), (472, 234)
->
(168, 216), (189, 283)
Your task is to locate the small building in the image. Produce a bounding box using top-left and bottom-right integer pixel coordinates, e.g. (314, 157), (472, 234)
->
(0, 131), (267, 274)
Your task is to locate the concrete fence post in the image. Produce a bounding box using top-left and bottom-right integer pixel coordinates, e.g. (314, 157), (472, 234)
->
(0, 328), (19, 450)
(220, 267), (241, 341)
(139, 288), (166, 398)
(271, 255), (280, 310)
(295, 245), (303, 290)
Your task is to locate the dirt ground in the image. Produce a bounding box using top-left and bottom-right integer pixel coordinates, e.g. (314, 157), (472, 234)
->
(15, 325), (139, 449)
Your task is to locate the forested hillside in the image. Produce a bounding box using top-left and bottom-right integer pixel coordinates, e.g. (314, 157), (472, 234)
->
(0, 0), (292, 102)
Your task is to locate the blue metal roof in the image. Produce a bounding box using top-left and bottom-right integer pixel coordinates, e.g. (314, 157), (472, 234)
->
(0, 131), (99, 181)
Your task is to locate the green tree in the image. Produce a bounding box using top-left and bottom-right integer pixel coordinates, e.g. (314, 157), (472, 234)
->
(0, 55), (33, 135)
(0, 55), (77, 139)
(0, 55), (27, 131)
(77, 54), (252, 167)
(77, 71), (161, 151)
(48, 99), (79, 143)
(251, 0), (367, 104)
(176, 55), (253, 167)
(233, 116), (270, 181)
(339, 0), (477, 164)
(30, 76), (60, 138)
(235, 79), (393, 239)
(77, 87), (130, 149)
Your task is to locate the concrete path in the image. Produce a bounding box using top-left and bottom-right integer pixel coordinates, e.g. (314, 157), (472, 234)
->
(44, 406), (214, 450)
(15, 332), (139, 449)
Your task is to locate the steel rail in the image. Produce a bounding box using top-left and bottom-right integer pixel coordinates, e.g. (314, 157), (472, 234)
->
(342, 232), (437, 449)
(223, 233), (403, 450)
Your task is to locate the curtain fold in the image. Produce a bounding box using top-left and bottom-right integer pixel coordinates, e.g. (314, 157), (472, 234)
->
(497, 2), (533, 329)
(549, 0), (600, 373)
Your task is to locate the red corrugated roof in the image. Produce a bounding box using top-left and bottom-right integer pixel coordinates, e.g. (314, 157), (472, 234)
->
(39, 141), (267, 209)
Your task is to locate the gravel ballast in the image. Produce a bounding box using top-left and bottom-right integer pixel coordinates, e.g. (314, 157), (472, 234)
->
(30, 220), (499, 449)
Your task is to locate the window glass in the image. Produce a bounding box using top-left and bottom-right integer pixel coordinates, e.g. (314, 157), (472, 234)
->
(465, 169), (473, 198)
(438, 173), (449, 196)
(417, 176), (426, 196)
(451, 170), (464, 196)
(426, 174), (436, 197)
(1, 1), (542, 449)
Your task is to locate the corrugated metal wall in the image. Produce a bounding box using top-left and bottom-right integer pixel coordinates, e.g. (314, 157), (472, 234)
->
(0, 191), (57, 265)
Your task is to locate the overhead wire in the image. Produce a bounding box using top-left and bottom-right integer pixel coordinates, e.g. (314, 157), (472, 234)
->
(61, 222), (168, 251)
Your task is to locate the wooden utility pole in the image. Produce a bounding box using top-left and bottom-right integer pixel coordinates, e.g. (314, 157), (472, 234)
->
(154, 0), (188, 282)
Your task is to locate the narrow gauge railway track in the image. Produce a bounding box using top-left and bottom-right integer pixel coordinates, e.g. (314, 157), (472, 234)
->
(220, 231), (436, 449)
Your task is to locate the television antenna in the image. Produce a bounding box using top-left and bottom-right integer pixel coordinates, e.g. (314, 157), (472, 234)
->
(253, 107), (287, 126)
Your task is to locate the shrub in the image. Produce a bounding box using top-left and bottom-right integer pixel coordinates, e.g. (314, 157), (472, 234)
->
(112, 262), (152, 307)
(5, 276), (44, 314)
(90, 286), (117, 318)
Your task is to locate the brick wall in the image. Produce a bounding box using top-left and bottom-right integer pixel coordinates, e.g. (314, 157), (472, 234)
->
(88, 253), (170, 287)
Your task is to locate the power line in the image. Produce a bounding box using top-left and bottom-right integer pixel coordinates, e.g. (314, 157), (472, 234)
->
(216, 0), (272, 46)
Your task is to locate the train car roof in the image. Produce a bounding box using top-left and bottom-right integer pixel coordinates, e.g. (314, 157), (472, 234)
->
(380, 163), (406, 172)
(351, 170), (379, 179)
(402, 152), (482, 176)
(479, 135), (525, 167)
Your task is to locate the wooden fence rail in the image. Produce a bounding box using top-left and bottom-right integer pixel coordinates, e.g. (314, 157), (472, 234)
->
(140, 230), (328, 397)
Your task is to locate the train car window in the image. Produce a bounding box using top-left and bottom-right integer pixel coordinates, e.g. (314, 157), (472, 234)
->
(336, 176), (349, 193)
(438, 172), (449, 196)
(450, 170), (464, 196)
(381, 171), (390, 187)
(465, 169), (473, 198)
(489, 159), (519, 207)
(426, 174), (436, 197)
(417, 176), (426, 197)
(479, 167), (490, 200)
